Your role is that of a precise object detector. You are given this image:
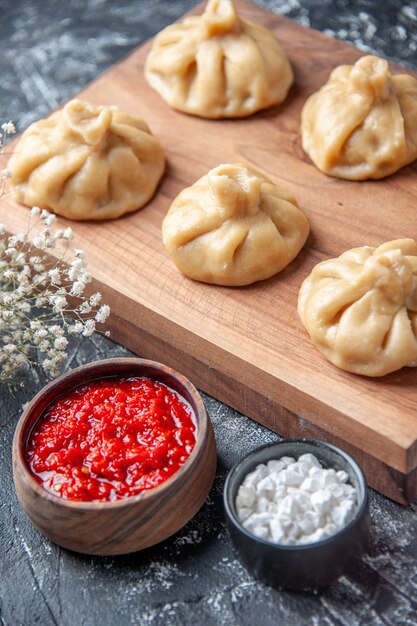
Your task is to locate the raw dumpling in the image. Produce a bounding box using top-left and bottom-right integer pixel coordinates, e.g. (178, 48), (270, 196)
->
(298, 239), (417, 377)
(162, 163), (310, 286)
(8, 99), (165, 220)
(301, 55), (417, 180)
(144, 0), (293, 119)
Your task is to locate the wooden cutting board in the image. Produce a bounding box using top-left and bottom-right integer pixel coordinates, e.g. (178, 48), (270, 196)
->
(2, 0), (417, 504)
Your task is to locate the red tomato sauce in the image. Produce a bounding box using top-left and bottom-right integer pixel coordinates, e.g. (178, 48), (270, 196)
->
(26, 377), (197, 502)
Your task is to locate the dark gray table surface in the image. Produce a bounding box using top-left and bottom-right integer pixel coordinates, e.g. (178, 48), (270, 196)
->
(1, 1), (417, 625)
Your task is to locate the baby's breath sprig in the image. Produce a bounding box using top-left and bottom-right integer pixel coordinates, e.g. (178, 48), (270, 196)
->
(0, 206), (111, 386)
(0, 121), (15, 198)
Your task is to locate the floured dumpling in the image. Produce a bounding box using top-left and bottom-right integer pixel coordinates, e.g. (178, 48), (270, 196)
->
(298, 239), (417, 377)
(8, 99), (165, 220)
(162, 163), (310, 286)
(144, 0), (293, 119)
(301, 55), (417, 180)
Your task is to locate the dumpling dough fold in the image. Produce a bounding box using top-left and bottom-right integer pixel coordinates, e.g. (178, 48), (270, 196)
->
(301, 55), (417, 180)
(9, 99), (165, 220)
(162, 163), (310, 286)
(145, 0), (293, 119)
(298, 239), (417, 376)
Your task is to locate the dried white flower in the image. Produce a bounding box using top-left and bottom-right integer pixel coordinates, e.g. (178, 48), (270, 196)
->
(49, 294), (68, 312)
(48, 324), (64, 337)
(89, 292), (102, 306)
(38, 339), (51, 352)
(34, 328), (48, 340)
(3, 269), (15, 280)
(3, 343), (17, 354)
(17, 301), (30, 313)
(48, 268), (61, 285)
(77, 301), (92, 314)
(82, 319), (96, 337)
(95, 304), (110, 324)
(54, 336), (68, 351)
(68, 322), (84, 335)
(0, 203), (111, 387)
(1, 121), (16, 135)
(9, 234), (26, 246)
(44, 213), (56, 227)
(33, 234), (46, 248)
(70, 280), (86, 296)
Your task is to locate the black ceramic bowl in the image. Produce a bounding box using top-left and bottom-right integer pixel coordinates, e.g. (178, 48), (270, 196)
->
(223, 438), (369, 590)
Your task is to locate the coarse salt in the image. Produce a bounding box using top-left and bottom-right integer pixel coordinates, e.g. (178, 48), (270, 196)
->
(235, 453), (358, 545)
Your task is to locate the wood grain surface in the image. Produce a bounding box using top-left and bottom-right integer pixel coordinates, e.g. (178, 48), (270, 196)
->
(2, 0), (417, 503)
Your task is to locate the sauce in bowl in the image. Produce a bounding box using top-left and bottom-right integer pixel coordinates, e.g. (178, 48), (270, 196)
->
(26, 376), (196, 502)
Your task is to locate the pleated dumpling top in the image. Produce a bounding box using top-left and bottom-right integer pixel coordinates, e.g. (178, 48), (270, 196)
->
(301, 55), (417, 180)
(162, 163), (309, 286)
(145, 0), (293, 119)
(9, 99), (165, 220)
(298, 239), (417, 376)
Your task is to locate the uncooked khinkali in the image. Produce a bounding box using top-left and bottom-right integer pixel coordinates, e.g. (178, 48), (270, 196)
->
(298, 239), (417, 376)
(9, 99), (165, 220)
(301, 55), (417, 180)
(144, 0), (293, 119)
(162, 163), (310, 286)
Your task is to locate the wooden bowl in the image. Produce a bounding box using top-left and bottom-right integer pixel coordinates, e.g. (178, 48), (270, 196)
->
(12, 358), (217, 555)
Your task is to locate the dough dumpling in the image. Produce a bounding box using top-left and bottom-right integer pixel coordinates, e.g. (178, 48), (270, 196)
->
(144, 0), (293, 119)
(162, 163), (310, 286)
(8, 99), (165, 220)
(298, 239), (417, 377)
(301, 55), (417, 180)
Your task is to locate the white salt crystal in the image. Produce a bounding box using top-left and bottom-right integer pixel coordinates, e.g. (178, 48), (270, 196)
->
(236, 485), (256, 508)
(277, 515), (293, 530)
(235, 452), (358, 546)
(242, 512), (271, 531)
(280, 456), (296, 467)
(343, 484), (357, 499)
(271, 484), (286, 502)
(269, 517), (285, 543)
(327, 483), (345, 499)
(236, 507), (253, 522)
(267, 459), (285, 473)
(298, 453), (322, 469)
(297, 516), (314, 536)
(300, 474), (324, 492)
(331, 500), (355, 528)
(256, 496), (269, 513)
(311, 489), (334, 514)
(279, 468), (304, 487)
(322, 469), (338, 487)
(293, 491), (311, 513)
(277, 494), (299, 518)
(257, 475), (276, 493)
(336, 470), (349, 483)
(252, 525), (269, 540)
(324, 522), (338, 536)
(242, 464), (268, 488)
